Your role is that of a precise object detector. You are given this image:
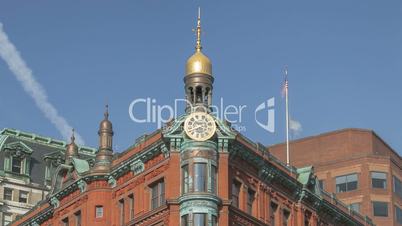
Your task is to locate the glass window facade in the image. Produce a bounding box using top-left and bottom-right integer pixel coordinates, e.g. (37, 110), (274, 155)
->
(194, 163), (207, 192)
(336, 174), (358, 192)
(3, 213), (12, 226)
(371, 172), (387, 189)
(372, 201), (388, 217)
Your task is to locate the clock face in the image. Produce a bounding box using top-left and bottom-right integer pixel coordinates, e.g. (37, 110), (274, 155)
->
(184, 112), (216, 141)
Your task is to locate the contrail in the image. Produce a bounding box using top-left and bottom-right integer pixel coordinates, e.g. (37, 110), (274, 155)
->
(0, 23), (85, 144)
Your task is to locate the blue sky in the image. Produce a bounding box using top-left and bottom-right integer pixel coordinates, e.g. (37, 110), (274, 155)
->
(0, 1), (401, 155)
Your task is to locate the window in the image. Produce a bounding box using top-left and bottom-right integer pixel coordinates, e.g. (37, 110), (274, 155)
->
(3, 213), (12, 226)
(371, 172), (387, 189)
(4, 188), (13, 201)
(247, 189), (255, 215)
(151, 180), (165, 209)
(95, 206), (104, 218)
(12, 157), (22, 174)
(75, 211), (81, 226)
(212, 215), (218, 226)
(372, 201), (388, 217)
(193, 213), (207, 226)
(393, 176), (402, 199)
(336, 174), (358, 192)
(270, 202), (278, 226)
(194, 163), (207, 192)
(128, 194), (134, 220)
(19, 191), (28, 203)
(62, 217), (69, 226)
(349, 203), (360, 213)
(182, 164), (189, 194)
(318, 180), (324, 190)
(282, 209), (290, 226)
(232, 181), (241, 208)
(211, 165), (217, 193)
(119, 199), (125, 226)
(396, 205), (402, 224)
(181, 214), (189, 226)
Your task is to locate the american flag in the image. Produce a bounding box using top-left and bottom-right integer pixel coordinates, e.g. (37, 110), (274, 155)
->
(281, 67), (288, 98)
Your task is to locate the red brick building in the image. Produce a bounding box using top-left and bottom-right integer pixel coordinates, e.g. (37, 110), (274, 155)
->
(12, 13), (375, 226)
(269, 129), (402, 226)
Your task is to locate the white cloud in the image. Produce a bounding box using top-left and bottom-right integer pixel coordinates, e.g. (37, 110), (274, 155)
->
(0, 23), (85, 144)
(289, 117), (302, 136)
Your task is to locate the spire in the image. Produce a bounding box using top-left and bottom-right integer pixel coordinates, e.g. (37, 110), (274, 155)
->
(93, 105), (114, 173)
(195, 7), (202, 51)
(65, 128), (78, 164)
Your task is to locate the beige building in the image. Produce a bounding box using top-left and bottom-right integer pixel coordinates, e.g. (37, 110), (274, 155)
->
(269, 128), (402, 226)
(0, 128), (96, 225)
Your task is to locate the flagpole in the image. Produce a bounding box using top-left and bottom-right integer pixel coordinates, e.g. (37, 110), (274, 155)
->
(285, 67), (290, 166)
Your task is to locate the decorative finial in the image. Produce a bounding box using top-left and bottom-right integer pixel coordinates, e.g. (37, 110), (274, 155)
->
(71, 128), (75, 143)
(104, 104), (109, 119)
(195, 7), (202, 51)
(284, 65), (288, 79)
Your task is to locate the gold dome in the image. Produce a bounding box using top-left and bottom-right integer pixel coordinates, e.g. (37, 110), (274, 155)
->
(186, 50), (212, 76)
(185, 7), (212, 76)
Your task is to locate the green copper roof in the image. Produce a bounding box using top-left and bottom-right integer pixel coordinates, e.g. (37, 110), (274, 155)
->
(0, 128), (96, 155)
(72, 158), (90, 174)
(296, 165), (314, 185)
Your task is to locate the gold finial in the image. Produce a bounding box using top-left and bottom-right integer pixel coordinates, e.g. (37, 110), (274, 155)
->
(195, 7), (202, 51)
(104, 104), (109, 119)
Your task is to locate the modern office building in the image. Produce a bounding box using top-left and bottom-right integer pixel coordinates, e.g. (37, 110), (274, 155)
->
(0, 128), (96, 226)
(269, 128), (402, 226)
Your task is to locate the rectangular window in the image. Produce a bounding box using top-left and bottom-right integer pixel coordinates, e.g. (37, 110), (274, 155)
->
(119, 199), (125, 226)
(232, 181), (241, 208)
(62, 217), (69, 226)
(19, 191), (28, 203)
(181, 214), (189, 226)
(128, 194), (134, 220)
(194, 163), (207, 192)
(247, 189), (255, 215)
(393, 176), (402, 199)
(151, 180), (165, 209)
(318, 180), (324, 190)
(336, 173), (358, 193)
(372, 201), (388, 217)
(3, 213), (12, 226)
(270, 202), (278, 226)
(282, 209), (290, 226)
(193, 213), (207, 226)
(371, 172), (387, 189)
(75, 211), (81, 226)
(211, 165), (217, 194)
(396, 205), (402, 224)
(182, 164), (189, 194)
(4, 187), (13, 201)
(12, 157), (22, 174)
(349, 203), (360, 213)
(95, 206), (104, 218)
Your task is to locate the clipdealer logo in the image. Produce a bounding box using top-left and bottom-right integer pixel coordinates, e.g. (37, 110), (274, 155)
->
(128, 97), (275, 133)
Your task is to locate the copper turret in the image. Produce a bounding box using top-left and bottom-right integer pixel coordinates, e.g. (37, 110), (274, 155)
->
(93, 105), (114, 173)
(65, 129), (79, 165)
